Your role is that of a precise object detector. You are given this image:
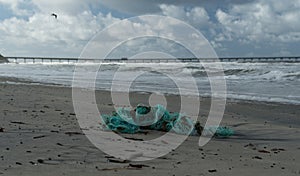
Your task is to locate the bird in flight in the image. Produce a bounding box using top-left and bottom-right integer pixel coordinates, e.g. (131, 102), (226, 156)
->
(51, 13), (58, 19)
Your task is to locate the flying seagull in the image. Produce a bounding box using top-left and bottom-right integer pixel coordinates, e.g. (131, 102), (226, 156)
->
(51, 13), (58, 19)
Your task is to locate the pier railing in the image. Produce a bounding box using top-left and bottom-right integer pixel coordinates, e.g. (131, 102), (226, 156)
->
(5, 56), (300, 63)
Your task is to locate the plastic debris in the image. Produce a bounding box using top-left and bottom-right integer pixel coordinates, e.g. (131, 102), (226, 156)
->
(101, 104), (234, 137)
(101, 113), (139, 134)
(202, 126), (234, 137)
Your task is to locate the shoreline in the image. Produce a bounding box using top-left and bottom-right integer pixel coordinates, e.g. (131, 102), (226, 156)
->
(0, 76), (299, 106)
(0, 80), (299, 175)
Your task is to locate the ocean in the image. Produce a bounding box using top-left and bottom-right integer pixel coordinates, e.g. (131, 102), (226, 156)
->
(0, 60), (299, 105)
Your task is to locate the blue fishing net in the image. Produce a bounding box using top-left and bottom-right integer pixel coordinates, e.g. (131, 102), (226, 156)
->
(101, 114), (139, 134)
(101, 104), (234, 137)
(203, 126), (235, 137)
(171, 115), (195, 135)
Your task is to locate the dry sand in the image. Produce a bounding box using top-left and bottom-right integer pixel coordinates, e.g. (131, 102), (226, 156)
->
(0, 81), (299, 176)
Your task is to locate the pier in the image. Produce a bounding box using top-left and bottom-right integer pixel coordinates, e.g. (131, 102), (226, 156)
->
(5, 56), (300, 64)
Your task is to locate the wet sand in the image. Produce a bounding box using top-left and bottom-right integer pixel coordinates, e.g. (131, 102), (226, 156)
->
(0, 82), (299, 176)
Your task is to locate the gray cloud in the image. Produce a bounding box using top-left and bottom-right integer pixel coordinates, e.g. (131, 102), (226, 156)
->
(0, 0), (299, 57)
(99, 0), (255, 15)
(215, 0), (300, 43)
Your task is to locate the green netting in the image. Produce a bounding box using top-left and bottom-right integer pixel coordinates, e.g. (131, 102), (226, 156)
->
(203, 126), (234, 137)
(136, 104), (151, 114)
(171, 115), (195, 135)
(135, 104), (156, 127)
(101, 114), (139, 134)
(101, 104), (234, 137)
(116, 107), (134, 123)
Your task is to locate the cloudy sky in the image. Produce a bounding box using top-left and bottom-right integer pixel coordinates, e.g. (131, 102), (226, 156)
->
(0, 0), (299, 58)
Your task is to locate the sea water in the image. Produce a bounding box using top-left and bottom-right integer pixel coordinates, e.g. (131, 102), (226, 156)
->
(0, 61), (299, 104)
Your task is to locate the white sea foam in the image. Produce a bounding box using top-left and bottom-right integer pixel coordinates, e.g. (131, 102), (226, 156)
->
(0, 62), (299, 104)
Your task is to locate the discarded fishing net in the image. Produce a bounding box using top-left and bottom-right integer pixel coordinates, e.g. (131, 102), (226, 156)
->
(101, 104), (234, 137)
(202, 126), (235, 137)
(101, 112), (139, 134)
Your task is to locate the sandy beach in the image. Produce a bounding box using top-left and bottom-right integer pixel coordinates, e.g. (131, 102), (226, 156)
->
(1, 0), (299, 175)
(0, 80), (299, 176)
